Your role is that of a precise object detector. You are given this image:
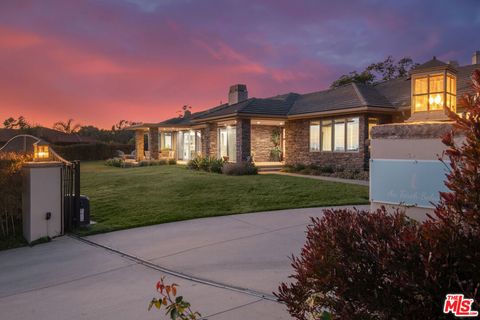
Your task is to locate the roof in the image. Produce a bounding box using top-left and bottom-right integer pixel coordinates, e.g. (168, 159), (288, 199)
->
(137, 61), (480, 127)
(288, 82), (393, 116)
(0, 127), (96, 144)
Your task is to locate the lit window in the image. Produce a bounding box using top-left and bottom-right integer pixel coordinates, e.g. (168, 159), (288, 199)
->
(309, 121), (320, 151)
(334, 119), (345, 151)
(163, 132), (172, 149)
(413, 72), (456, 113)
(321, 120), (332, 151)
(346, 118), (359, 151)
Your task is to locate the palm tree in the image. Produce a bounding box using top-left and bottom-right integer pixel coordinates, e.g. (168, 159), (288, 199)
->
(53, 118), (81, 133)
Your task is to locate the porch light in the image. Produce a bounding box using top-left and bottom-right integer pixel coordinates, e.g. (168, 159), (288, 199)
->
(33, 140), (50, 161)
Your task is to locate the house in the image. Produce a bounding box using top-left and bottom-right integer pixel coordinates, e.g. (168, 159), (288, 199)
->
(127, 51), (480, 171)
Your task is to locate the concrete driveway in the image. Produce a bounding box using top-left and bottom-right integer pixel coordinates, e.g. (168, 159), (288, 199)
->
(0, 205), (368, 320)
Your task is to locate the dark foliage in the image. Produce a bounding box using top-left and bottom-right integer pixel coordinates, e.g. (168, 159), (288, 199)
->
(222, 161), (258, 176)
(330, 56), (418, 88)
(53, 143), (134, 161)
(187, 156), (225, 174)
(278, 69), (480, 319)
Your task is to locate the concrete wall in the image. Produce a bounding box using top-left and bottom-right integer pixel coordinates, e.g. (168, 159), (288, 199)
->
(22, 162), (62, 243)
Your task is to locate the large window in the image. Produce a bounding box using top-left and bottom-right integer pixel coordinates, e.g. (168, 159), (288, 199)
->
(413, 72), (456, 113)
(218, 126), (236, 161)
(309, 117), (359, 152)
(309, 121), (320, 151)
(162, 132), (172, 150)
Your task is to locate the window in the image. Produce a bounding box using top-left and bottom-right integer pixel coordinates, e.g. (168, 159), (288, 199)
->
(321, 120), (332, 151)
(413, 72), (456, 113)
(334, 119), (345, 151)
(309, 121), (320, 151)
(162, 132), (172, 150)
(346, 118), (359, 151)
(309, 117), (359, 153)
(218, 126), (236, 161)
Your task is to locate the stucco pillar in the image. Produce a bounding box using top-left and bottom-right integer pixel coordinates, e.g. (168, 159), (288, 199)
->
(135, 130), (145, 161)
(148, 127), (159, 160)
(236, 118), (251, 162)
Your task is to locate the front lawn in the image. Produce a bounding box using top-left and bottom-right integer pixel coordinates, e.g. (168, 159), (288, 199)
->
(78, 161), (369, 235)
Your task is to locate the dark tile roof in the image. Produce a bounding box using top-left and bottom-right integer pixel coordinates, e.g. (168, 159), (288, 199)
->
(288, 82), (394, 116)
(412, 56), (448, 71)
(192, 93), (298, 120)
(374, 77), (411, 108)
(154, 63), (480, 124)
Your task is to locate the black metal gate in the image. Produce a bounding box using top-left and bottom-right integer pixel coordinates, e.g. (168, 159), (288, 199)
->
(61, 160), (80, 232)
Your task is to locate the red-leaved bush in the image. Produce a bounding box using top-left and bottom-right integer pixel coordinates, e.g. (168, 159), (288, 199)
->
(277, 70), (480, 319)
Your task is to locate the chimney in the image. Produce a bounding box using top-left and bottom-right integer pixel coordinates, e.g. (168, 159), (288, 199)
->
(228, 84), (248, 105)
(473, 50), (480, 65)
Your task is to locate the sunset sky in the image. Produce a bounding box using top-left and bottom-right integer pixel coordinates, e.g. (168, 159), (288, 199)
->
(0, 0), (479, 129)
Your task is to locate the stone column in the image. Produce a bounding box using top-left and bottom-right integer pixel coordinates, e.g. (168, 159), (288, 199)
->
(201, 126), (210, 157)
(208, 123), (218, 158)
(236, 118), (251, 162)
(135, 130), (145, 161)
(149, 127), (159, 160)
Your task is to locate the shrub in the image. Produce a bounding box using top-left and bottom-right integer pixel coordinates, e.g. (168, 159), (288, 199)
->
(277, 70), (480, 319)
(281, 163), (368, 180)
(187, 156), (224, 173)
(167, 159), (176, 165)
(222, 160), (258, 175)
(277, 207), (425, 319)
(105, 157), (124, 167)
(0, 152), (29, 242)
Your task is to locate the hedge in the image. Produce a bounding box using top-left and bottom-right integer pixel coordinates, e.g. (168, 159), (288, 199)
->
(52, 143), (134, 161)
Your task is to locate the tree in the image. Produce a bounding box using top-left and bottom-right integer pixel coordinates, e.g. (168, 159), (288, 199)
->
(2, 116), (30, 129)
(53, 119), (81, 133)
(111, 120), (136, 131)
(330, 56), (418, 88)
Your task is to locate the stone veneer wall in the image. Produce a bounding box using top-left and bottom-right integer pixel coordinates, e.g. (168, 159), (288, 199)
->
(236, 119), (251, 162)
(148, 127), (159, 159)
(207, 123), (218, 158)
(284, 114), (386, 171)
(135, 130), (145, 161)
(251, 125), (281, 162)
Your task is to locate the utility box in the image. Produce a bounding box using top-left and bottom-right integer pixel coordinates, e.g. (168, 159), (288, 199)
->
(78, 195), (90, 226)
(22, 162), (63, 243)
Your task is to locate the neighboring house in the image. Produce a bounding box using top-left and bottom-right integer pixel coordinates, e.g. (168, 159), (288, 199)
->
(0, 127), (96, 147)
(127, 51), (480, 171)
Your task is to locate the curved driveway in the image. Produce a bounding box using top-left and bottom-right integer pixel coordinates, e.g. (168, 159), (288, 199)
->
(0, 205), (368, 320)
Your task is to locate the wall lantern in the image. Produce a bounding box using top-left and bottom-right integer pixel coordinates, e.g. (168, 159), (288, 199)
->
(33, 140), (50, 161)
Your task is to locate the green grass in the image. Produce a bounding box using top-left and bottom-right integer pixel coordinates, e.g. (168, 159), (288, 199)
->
(78, 161), (369, 235)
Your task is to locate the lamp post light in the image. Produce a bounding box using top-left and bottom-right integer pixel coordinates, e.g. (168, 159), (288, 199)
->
(33, 140), (51, 162)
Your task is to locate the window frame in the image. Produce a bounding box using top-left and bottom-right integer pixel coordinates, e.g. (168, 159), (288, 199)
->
(412, 71), (457, 113)
(309, 117), (360, 153)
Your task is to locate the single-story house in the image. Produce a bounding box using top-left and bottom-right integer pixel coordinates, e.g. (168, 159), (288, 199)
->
(127, 51), (480, 171)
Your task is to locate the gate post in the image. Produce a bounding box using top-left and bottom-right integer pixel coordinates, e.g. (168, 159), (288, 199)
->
(22, 162), (63, 243)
